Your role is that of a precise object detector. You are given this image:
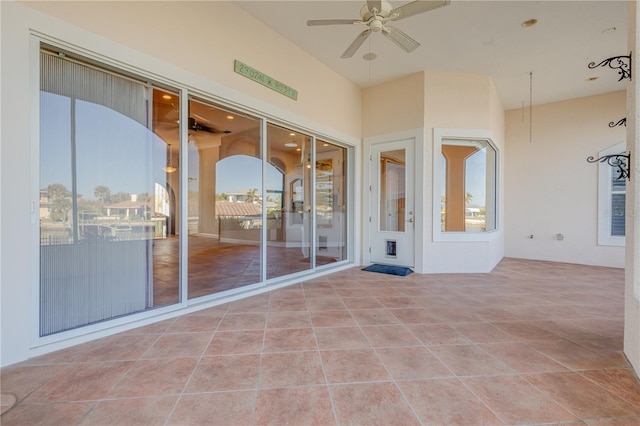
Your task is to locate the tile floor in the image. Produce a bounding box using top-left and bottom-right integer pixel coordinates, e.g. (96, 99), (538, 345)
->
(153, 236), (340, 306)
(2, 258), (640, 425)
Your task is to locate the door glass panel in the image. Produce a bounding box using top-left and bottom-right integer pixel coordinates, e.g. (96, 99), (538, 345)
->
(187, 98), (262, 298)
(39, 49), (180, 336)
(266, 124), (312, 279)
(316, 141), (347, 264)
(379, 149), (406, 232)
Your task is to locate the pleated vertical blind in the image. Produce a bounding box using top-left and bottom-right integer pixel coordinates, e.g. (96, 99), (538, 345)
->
(39, 50), (150, 336)
(611, 171), (626, 237)
(40, 51), (147, 126)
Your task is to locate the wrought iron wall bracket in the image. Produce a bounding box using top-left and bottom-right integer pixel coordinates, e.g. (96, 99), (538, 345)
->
(608, 117), (626, 128)
(588, 52), (632, 81)
(587, 152), (631, 181)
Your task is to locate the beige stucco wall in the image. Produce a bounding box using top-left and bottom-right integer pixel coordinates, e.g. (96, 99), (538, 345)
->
(1, 0), (361, 366)
(362, 70), (505, 273)
(422, 71), (505, 273)
(505, 91), (626, 267)
(362, 72), (425, 137)
(22, 1), (362, 138)
(425, 71), (500, 130)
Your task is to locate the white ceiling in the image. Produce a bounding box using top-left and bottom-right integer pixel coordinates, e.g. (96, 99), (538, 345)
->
(237, 0), (629, 110)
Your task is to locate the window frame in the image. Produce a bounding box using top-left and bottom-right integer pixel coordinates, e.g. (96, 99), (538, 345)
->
(597, 142), (626, 247)
(432, 128), (499, 242)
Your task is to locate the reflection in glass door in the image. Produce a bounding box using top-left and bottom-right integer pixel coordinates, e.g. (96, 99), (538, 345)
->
(380, 150), (406, 233)
(39, 49), (180, 336)
(316, 141), (347, 264)
(186, 98), (263, 298)
(266, 124), (312, 279)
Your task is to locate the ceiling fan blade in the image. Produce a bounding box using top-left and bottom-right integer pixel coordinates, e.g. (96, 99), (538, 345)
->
(200, 125), (219, 133)
(382, 26), (420, 53)
(189, 116), (220, 134)
(190, 112), (210, 123)
(389, 0), (450, 21)
(367, 0), (382, 13)
(341, 29), (372, 58)
(307, 19), (361, 26)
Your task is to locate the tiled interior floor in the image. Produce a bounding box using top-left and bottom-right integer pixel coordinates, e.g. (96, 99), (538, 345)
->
(2, 258), (640, 425)
(153, 235), (339, 305)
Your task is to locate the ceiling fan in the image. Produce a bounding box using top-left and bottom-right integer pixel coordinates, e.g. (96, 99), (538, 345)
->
(188, 116), (231, 135)
(307, 0), (450, 58)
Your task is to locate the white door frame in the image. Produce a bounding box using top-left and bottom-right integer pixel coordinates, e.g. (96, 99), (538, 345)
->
(363, 129), (424, 271)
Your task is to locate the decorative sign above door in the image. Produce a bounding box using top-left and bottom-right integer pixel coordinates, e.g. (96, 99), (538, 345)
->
(234, 60), (298, 100)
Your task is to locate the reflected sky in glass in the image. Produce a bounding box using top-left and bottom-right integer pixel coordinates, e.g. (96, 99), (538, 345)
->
(215, 155), (282, 194)
(42, 91), (169, 198)
(43, 91), (317, 202)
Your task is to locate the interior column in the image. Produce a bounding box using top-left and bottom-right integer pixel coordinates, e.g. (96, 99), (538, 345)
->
(624, 0), (640, 375)
(197, 137), (221, 235)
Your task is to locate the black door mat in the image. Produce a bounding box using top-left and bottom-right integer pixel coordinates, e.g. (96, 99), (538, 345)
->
(362, 264), (413, 276)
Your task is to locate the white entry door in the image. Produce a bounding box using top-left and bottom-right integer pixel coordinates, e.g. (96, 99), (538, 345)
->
(369, 139), (415, 267)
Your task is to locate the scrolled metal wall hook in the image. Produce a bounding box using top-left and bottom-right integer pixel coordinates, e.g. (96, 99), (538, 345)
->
(586, 152), (631, 181)
(608, 118), (626, 128)
(588, 52), (632, 81)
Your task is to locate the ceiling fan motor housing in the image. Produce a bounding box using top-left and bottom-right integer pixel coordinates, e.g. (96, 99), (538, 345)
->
(370, 19), (383, 32)
(360, 1), (393, 20)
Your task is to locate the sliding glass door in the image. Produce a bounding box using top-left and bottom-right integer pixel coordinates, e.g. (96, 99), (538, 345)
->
(316, 141), (348, 265)
(186, 98), (263, 299)
(39, 46), (352, 337)
(266, 124), (312, 279)
(39, 48), (180, 336)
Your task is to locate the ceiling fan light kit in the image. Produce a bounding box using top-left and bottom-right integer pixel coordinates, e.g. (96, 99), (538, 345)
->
(307, 0), (450, 58)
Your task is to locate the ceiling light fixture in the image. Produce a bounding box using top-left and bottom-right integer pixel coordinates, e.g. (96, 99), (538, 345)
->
(521, 18), (538, 28)
(285, 134), (299, 148)
(363, 52), (377, 61)
(226, 115), (234, 120)
(162, 94), (172, 100)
